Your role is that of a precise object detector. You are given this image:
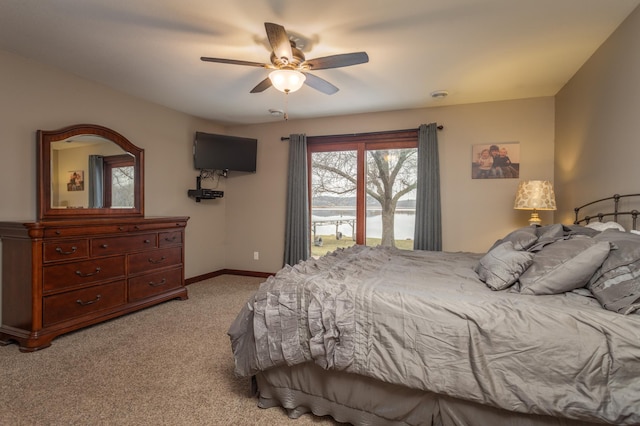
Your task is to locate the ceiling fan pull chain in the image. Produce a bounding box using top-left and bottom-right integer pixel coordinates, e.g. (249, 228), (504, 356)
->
(284, 92), (289, 121)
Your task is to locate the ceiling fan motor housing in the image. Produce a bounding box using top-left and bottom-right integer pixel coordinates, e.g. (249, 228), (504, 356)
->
(271, 41), (306, 69)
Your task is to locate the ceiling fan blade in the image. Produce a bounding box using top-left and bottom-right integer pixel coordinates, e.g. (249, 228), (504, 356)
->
(265, 22), (293, 62)
(250, 77), (273, 93)
(201, 57), (267, 68)
(305, 52), (369, 70)
(302, 72), (339, 95)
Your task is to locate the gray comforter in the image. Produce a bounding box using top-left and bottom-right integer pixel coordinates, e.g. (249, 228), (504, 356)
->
(229, 245), (640, 425)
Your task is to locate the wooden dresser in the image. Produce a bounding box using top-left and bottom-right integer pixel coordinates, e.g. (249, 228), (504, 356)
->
(0, 216), (189, 352)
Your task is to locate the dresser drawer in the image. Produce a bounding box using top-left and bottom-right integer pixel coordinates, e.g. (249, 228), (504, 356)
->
(43, 239), (89, 262)
(43, 280), (126, 327)
(43, 256), (125, 292)
(124, 221), (186, 232)
(158, 230), (182, 247)
(128, 247), (182, 275)
(128, 267), (183, 302)
(92, 233), (157, 256)
(44, 225), (127, 238)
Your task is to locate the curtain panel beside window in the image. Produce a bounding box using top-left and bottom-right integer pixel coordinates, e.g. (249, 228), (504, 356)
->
(283, 134), (310, 266)
(88, 154), (104, 208)
(413, 122), (442, 250)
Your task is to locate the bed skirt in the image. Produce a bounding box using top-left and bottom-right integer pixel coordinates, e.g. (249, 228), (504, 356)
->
(255, 363), (605, 426)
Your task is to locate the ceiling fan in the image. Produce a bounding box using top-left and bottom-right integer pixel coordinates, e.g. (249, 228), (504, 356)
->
(201, 22), (369, 95)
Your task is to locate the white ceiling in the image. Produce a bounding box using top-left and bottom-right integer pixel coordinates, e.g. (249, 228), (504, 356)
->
(1, 0), (638, 125)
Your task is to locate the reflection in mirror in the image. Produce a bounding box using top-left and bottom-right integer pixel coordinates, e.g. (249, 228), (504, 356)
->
(101, 154), (135, 208)
(51, 136), (135, 209)
(38, 124), (144, 220)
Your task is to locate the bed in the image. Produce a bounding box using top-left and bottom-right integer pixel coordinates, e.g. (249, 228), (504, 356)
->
(228, 195), (640, 425)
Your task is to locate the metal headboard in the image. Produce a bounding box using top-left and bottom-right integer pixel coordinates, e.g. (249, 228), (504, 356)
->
(574, 193), (640, 230)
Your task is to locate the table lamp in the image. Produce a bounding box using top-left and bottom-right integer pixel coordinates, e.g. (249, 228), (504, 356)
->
(514, 180), (556, 225)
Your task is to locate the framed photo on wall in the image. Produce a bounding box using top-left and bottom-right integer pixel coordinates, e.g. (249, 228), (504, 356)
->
(67, 170), (84, 191)
(471, 142), (520, 179)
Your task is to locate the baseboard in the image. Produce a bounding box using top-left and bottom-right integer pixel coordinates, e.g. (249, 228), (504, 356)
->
(185, 269), (273, 285)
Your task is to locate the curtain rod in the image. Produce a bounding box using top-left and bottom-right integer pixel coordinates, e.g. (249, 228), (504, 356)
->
(280, 124), (443, 141)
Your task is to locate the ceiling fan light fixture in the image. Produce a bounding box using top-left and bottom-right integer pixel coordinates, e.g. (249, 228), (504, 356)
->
(269, 69), (306, 93)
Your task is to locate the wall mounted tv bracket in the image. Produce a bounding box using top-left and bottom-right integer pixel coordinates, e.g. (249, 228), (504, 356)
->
(188, 175), (223, 202)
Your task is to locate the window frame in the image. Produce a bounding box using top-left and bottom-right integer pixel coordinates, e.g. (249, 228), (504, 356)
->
(307, 129), (418, 245)
(102, 154), (135, 208)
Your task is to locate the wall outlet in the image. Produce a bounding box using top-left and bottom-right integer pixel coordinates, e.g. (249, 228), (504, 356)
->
(253, 251), (259, 260)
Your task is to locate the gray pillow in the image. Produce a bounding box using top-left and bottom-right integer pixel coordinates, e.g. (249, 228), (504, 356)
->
(527, 224), (567, 252)
(489, 226), (538, 251)
(589, 230), (640, 314)
(564, 224), (600, 238)
(475, 241), (534, 291)
(519, 237), (611, 295)
(535, 223), (565, 239)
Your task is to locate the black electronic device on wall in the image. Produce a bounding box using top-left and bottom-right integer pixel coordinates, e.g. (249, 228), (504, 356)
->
(187, 175), (224, 202)
(188, 188), (224, 202)
(193, 132), (257, 173)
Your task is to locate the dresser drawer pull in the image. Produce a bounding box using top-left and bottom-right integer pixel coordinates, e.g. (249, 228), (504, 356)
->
(75, 267), (102, 277)
(55, 246), (77, 255)
(148, 256), (167, 264)
(144, 239), (151, 244)
(100, 244), (109, 249)
(148, 278), (167, 287)
(164, 236), (177, 242)
(76, 294), (102, 306)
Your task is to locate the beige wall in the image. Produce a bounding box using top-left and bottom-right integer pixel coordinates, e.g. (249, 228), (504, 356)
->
(226, 97), (555, 273)
(0, 49), (228, 281)
(555, 6), (640, 224)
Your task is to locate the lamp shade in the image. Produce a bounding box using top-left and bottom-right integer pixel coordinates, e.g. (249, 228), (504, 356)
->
(514, 180), (557, 210)
(268, 69), (306, 93)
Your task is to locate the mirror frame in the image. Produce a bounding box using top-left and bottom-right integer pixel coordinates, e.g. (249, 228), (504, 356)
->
(37, 124), (144, 220)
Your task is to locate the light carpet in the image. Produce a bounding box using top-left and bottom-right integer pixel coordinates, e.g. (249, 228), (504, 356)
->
(0, 275), (337, 425)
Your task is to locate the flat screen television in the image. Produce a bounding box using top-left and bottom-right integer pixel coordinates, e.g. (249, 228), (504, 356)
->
(193, 132), (257, 172)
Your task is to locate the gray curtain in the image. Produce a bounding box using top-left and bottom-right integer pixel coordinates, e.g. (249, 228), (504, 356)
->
(413, 123), (442, 250)
(283, 134), (310, 266)
(88, 155), (104, 208)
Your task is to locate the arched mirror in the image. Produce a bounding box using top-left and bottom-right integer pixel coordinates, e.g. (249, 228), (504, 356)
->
(37, 124), (144, 220)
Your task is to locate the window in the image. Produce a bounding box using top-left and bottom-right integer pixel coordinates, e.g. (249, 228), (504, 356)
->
(103, 154), (135, 208)
(308, 130), (418, 257)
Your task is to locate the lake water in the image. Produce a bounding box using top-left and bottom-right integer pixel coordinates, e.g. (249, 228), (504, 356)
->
(312, 209), (416, 240)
